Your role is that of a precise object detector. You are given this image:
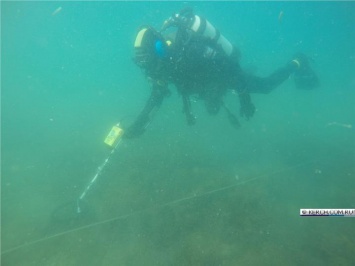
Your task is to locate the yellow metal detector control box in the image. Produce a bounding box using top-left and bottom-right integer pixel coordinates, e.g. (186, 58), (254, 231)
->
(104, 124), (124, 147)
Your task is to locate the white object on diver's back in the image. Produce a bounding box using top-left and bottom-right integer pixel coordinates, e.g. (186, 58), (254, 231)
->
(190, 15), (234, 57)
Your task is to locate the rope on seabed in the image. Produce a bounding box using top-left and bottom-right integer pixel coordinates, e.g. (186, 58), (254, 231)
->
(1, 160), (314, 255)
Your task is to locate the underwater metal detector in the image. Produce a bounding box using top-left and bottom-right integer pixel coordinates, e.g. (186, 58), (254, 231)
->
(48, 123), (124, 234)
(76, 123), (124, 214)
(51, 115), (153, 226)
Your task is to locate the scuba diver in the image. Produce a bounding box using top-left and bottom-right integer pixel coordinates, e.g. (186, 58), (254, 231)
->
(124, 7), (319, 138)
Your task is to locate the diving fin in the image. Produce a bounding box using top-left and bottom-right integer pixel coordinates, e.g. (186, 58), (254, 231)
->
(293, 53), (320, 90)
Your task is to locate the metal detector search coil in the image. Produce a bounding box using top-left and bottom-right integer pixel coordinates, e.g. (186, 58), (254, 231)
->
(104, 124), (124, 147)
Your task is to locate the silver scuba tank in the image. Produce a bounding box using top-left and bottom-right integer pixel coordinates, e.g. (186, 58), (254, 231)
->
(161, 9), (239, 61)
(189, 15), (234, 57)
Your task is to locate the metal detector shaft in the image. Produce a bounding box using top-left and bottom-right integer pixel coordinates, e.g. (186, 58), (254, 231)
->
(77, 139), (122, 213)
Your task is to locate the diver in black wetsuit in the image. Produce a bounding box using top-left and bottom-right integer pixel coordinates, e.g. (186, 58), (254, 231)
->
(125, 7), (319, 138)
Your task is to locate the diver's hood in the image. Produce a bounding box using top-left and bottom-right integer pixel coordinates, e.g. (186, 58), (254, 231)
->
(134, 26), (168, 69)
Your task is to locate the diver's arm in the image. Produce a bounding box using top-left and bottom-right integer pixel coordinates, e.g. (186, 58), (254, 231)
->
(232, 64), (256, 120)
(238, 90), (256, 120)
(125, 80), (170, 138)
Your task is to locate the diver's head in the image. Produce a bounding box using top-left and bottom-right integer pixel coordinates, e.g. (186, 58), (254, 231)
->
(133, 26), (169, 69)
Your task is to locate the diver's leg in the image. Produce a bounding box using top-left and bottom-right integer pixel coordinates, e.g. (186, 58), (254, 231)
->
(241, 61), (299, 94)
(241, 55), (319, 94)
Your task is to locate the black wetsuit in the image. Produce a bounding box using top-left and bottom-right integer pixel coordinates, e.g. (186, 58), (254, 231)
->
(125, 20), (299, 138)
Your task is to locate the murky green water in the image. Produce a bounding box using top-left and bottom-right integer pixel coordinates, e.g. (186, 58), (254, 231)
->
(2, 2), (355, 265)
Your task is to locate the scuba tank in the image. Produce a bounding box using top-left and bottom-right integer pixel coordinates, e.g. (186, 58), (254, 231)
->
(189, 15), (234, 57)
(161, 8), (239, 60)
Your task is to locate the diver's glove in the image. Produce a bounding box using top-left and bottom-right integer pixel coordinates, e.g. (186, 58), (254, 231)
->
(239, 93), (255, 120)
(123, 115), (149, 139)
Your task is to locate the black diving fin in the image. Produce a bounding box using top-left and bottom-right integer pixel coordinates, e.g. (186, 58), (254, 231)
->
(293, 53), (320, 90)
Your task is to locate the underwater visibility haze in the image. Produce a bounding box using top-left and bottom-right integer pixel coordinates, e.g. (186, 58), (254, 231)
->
(1, 1), (355, 265)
